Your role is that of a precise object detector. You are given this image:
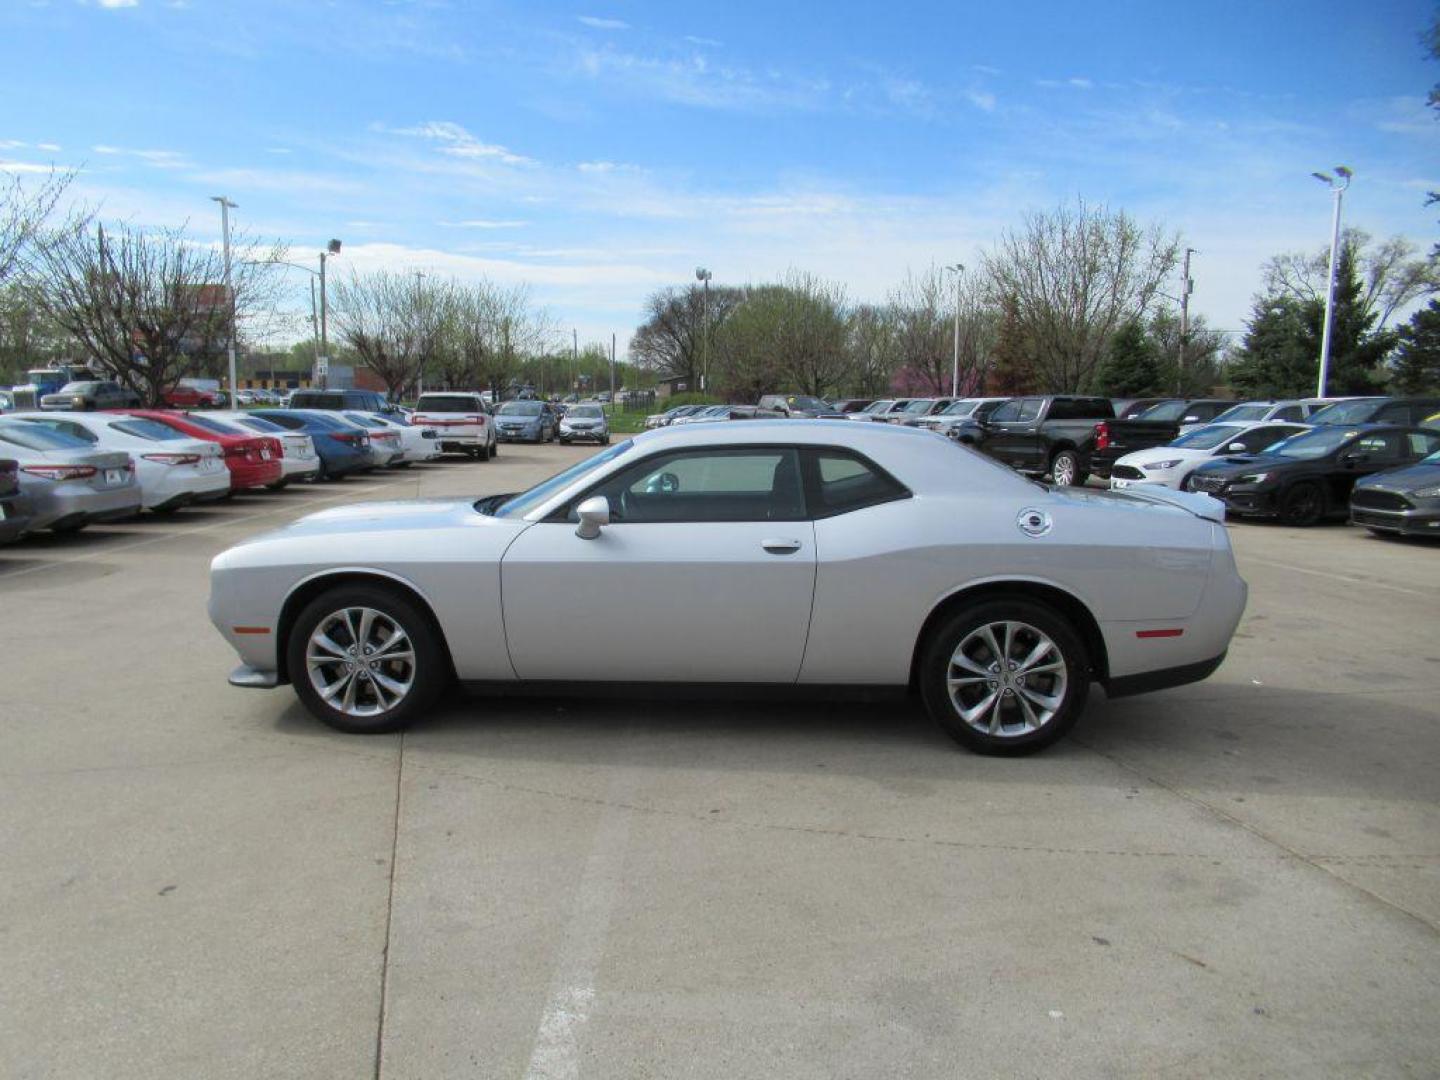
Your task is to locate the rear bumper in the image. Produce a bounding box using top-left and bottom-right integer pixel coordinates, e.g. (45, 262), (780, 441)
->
(225, 460), (285, 490)
(1103, 652), (1228, 698)
(0, 492), (32, 542)
(27, 482), (142, 530)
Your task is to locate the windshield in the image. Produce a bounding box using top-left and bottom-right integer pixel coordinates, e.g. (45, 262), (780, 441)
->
(182, 415), (248, 436)
(941, 400), (978, 416)
(0, 422), (92, 450)
(1210, 403), (1272, 424)
(1136, 400), (1188, 421)
(902, 399), (935, 414)
(1271, 427), (1362, 460)
(58, 382), (99, 393)
(343, 412), (387, 429)
(110, 418), (188, 441)
(569, 405), (603, 418)
(863, 400), (893, 413)
(491, 439), (633, 517)
(498, 401), (543, 416)
(416, 395), (481, 413)
(234, 416), (285, 432)
(781, 395), (826, 412)
(1308, 399), (1382, 424)
(1172, 424), (1246, 450)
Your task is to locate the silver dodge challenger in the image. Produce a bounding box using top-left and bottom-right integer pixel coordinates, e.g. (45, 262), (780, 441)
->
(209, 421), (1247, 754)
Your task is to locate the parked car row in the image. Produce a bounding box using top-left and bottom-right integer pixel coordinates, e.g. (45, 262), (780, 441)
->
(0, 403), (477, 543)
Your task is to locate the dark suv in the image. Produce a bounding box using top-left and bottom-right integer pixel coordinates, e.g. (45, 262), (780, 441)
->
(289, 389), (401, 416)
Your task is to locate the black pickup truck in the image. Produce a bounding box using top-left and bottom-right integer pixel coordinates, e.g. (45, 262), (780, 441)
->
(1089, 398), (1234, 480)
(973, 395), (1115, 486)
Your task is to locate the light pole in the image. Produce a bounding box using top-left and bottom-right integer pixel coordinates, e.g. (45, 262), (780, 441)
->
(1178, 248), (1195, 394)
(944, 263), (964, 397)
(1311, 166), (1352, 398)
(318, 239), (341, 388)
(210, 196), (238, 400)
(695, 266), (712, 392)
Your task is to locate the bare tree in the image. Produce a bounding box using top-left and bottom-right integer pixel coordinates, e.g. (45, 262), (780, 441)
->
(330, 270), (449, 401)
(713, 272), (850, 398)
(0, 168), (74, 288)
(982, 200), (1180, 392)
(28, 217), (285, 404)
(1264, 229), (1438, 332)
(629, 283), (743, 387)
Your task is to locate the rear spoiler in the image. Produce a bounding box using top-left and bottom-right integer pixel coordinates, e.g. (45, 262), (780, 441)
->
(1115, 485), (1226, 523)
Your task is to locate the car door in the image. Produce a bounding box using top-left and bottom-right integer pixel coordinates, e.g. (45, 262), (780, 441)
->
(501, 446), (817, 683)
(1331, 431), (1409, 504)
(979, 397), (1043, 468)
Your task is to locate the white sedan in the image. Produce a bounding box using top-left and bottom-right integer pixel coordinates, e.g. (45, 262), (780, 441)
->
(209, 410), (322, 486)
(1109, 421), (1311, 491)
(209, 422), (1247, 754)
(10, 411), (229, 510)
(350, 411), (442, 464)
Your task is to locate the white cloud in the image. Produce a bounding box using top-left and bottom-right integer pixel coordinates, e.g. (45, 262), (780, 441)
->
(1068, 77), (1094, 90)
(577, 160), (643, 174)
(438, 219), (529, 229)
(264, 147), (293, 155)
(966, 90), (997, 112)
(379, 120), (538, 167)
(684, 35), (722, 47)
(578, 15), (628, 30)
(186, 167), (361, 194)
(37, 142), (62, 152)
(574, 46), (830, 112)
(92, 144), (190, 168)
(96, 0), (140, 7)
(0, 161), (58, 174)
(0, 140), (25, 149)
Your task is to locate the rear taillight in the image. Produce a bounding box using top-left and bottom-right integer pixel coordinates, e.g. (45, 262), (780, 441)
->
(471, 415), (487, 426)
(22, 464), (97, 481)
(224, 444), (246, 458)
(1094, 422), (1110, 452)
(141, 453), (202, 466)
(331, 432), (368, 445)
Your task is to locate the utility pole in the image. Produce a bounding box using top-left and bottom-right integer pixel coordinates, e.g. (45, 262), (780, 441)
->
(1178, 248), (1194, 394)
(944, 263), (964, 396)
(572, 327), (578, 395)
(211, 196), (238, 401)
(1312, 167), (1352, 398)
(610, 332), (616, 412)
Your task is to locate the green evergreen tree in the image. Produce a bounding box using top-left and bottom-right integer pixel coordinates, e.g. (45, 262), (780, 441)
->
(1094, 318), (1161, 396)
(1392, 299), (1440, 394)
(1227, 296), (1316, 397)
(985, 296), (1038, 394)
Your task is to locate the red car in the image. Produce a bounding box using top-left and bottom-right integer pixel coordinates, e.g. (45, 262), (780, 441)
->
(114, 410), (283, 491)
(161, 384), (219, 409)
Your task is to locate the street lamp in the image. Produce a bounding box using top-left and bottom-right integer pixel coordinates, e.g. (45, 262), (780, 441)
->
(210, 196), (238, 400)
(319, 239), (341, 389)
(1311, 167), (1352, 399)
(695, 266), (712, 392)
(943, 263), (964, 397)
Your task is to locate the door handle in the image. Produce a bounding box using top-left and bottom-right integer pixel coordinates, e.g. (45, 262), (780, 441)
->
(762, 538), (802, 554)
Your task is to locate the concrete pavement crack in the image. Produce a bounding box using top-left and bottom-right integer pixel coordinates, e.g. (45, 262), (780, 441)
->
(374, 731), (405, 1080)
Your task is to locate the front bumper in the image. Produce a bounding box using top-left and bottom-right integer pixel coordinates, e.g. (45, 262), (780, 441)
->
(560, 427), (607, 441)
(1350, 504), (1440, 536)
(229, 664), (280, 689)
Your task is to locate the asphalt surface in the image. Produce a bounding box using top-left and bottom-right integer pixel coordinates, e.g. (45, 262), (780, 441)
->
(2, 442), (1437, 1079)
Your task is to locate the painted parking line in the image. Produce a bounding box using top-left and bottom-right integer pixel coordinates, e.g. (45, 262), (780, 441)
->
(1240, 556), (1436, 598)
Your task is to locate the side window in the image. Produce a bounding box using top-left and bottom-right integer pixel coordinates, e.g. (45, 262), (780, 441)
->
(1273, 405), (1302, 421)
(578, 448), (805, 523)
(1236, 425), (1298, 452)
(1375, 403), (1409, 423)
(807, 450), (909, 518)
(1406, 431), (1440, 459)
(1048, 399), (1075, 421)
(1352, 433), (1404, 461)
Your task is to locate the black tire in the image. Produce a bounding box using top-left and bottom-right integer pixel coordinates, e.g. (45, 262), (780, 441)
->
(489, 440), (498, 457)
(1365, 527), (1394, 539)
(1049, 449), (1081, 487)
(560, 437), (571, 445)
(266, 479), (289, 491)
(287, 584), (450, 734)
(1279, 481), (1325, 527)
(919, 598), (1091, 755)
(601, 436), (610, 445)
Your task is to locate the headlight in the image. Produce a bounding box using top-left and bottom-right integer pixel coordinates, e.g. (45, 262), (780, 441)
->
(1142, 459), (1182, 471)
(1409, 485), (1440, 498)
(72, 394), (85, 404)
(1236, 472), (1270, 485)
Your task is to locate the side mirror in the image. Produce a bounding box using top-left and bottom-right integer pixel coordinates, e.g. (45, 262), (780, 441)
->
(1227, 442), (1246, 453)
(575, 496), (610, 540)
(1182, 415), (1200, 423)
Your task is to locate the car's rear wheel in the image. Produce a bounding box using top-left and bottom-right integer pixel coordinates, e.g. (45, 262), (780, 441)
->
(288, 585), (449, 734)
(1279, 481), (1324, 526)
(266, 479), (288, 491)
(919, 599), (1090, 755)
(1050, 449), (1083, 487)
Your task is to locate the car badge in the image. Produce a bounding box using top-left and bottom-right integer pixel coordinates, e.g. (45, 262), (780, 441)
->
(1017, 507), (1052, 537)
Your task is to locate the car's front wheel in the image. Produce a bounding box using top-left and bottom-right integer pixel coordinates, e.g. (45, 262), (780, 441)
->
(919, 599), (1090, 755)
(1049, 450), (1084, 487)
(1279, 482), (1325, 526)
(288, 585), (450, 734)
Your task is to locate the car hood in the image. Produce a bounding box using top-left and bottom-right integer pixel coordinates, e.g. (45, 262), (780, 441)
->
(1114, 447), (1204, 467)
(271, 497), (487, 538)
(1190, 453), (1286, 479)
(1356, 461), (1440, 492)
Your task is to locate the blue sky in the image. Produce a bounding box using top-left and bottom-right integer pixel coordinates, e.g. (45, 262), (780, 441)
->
(2, 0), (1437, 355)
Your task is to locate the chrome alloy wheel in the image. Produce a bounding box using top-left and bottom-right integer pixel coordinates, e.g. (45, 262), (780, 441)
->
(306, 606), (416, 717)
(1051, 453), (1076, 487)
(946, 620), (1068, 737)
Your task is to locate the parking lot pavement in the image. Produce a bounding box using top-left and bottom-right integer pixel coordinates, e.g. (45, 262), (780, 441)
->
(2, 446), (1437, 1078)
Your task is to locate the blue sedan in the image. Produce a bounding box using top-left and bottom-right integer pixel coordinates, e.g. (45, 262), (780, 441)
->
(250, 410), (374, 480)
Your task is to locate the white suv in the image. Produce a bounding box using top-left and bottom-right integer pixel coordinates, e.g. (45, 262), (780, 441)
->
(411, 393), (497, 460)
